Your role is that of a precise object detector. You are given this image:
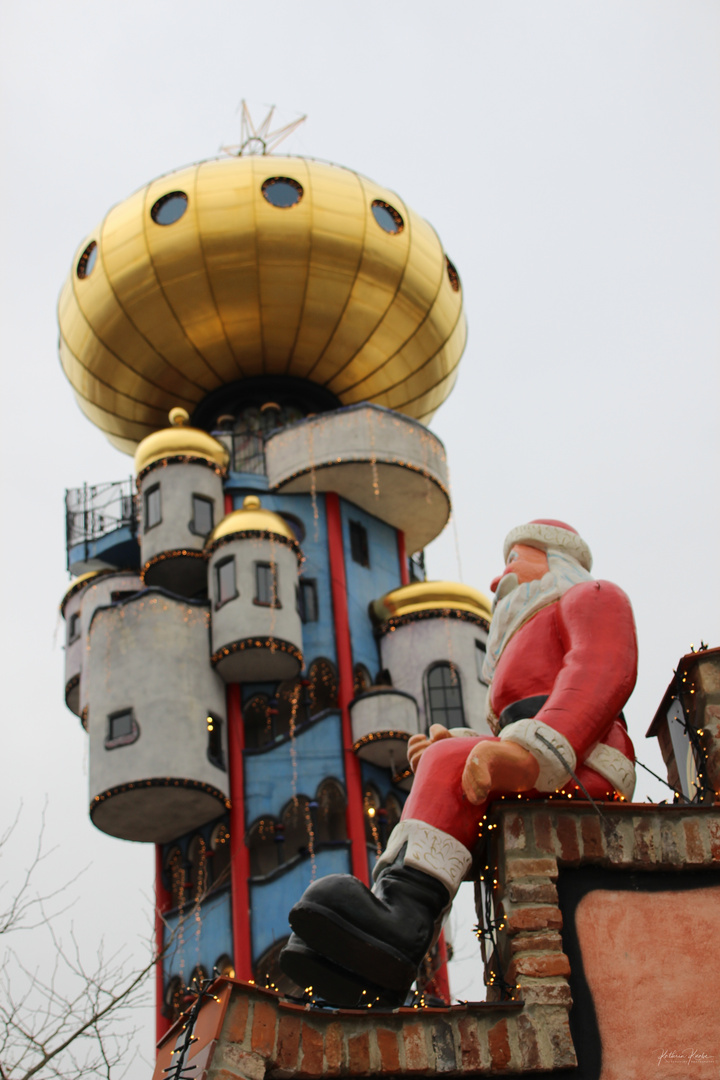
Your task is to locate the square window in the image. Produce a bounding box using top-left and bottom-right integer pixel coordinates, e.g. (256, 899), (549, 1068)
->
(349, 520), (369, 567)
(145, 484), (161, 531)
(298, 579), (318, 623)
(216, 557), (237, 607)
(105, 709), (139, 748)
(255, 562), (279, 607)
(191, 495), (214, 536)
(68, 612), (81, 644)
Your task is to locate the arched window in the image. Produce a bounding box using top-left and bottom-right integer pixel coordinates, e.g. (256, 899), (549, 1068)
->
(275, 678), (309, 738)
(315, 779), (347, 844)
(353, 663), (372, 698)
(164, 846), (186, 910)
(281, 796), (313, 861)
(215, 953), (235, 979)
(243, 694), (271, 749)
(210, 822), (231, 888)
(253, 937), (301, 996)
(308, 658), (338, 715)
(163, 975), (183, 1020)
(247, 818), (281, 878)
(426, 663), (465, 730)
(188, 835), (208, 901)
(363, 784), (382, 851)
(385, 793), (402, 833)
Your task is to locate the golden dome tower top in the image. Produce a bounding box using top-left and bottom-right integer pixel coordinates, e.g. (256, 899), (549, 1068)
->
(58, 148), (467, 454)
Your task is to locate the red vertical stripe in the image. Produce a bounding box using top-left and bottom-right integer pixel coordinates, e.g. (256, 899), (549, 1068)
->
(154, 845), (172, 1046)
(227, 682), (253, 980)
(325, 492), (370, 886)
(397, 529), (409, 586)
(224, 492), (234, 515)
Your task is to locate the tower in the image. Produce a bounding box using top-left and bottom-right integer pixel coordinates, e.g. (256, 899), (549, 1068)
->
(57, 148), (494, 1038)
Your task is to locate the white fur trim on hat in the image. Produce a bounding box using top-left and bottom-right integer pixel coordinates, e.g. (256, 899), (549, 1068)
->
(584, 742), (636, 801)
(372, 819), (472, 896)
(503, 522), (592, 572)
(499, 718), (577, 792)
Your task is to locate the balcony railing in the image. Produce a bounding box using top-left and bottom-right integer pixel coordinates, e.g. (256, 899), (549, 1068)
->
(65, 479), (137, 569)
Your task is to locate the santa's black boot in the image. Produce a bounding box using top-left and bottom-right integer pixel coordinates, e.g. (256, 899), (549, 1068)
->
(280, 820), (471, 1003)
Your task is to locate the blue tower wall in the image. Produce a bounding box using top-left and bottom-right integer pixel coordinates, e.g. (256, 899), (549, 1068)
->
(243, 711), (345, 824)
(339, 497), (401, 678)
(250, 847), (351, 967)
(164, 888), (233, 982)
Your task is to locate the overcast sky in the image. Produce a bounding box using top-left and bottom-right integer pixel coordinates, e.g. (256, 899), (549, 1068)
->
(1, 1), (718, 1068)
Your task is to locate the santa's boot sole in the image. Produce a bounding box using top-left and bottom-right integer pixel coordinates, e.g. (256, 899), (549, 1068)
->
(280, 934), (406, 1008)
(289, 899), (418, 991)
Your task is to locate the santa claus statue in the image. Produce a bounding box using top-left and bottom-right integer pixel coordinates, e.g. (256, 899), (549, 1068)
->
(281, 519), (638, 1006)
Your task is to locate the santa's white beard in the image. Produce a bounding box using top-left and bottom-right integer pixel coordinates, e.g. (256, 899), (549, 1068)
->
(482, 549), (594, 689)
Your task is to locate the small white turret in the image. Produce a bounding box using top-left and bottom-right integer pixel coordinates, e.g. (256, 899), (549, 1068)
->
(206, 495), (304, 682)
(135, 408), (229, 598)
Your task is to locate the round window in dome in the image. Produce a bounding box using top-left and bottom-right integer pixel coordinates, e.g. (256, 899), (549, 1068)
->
(151, 191), (189, 226)
(445, 256), (460, 292)
(261, 177), (303, 208)
(76, 241), (98, 279)
(371, 200), (404, 235)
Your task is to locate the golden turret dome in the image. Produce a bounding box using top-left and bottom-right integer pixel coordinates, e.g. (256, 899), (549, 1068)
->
(134, 408), (230, 475)
(371, 581), (492, 625)
(58, 154), (466, 454)
(206, 495), (296, 548)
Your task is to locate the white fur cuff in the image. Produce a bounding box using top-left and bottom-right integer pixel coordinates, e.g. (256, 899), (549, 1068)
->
(499, 718), (577, 792)
(373, 819), (472, 896)
(585, 742), (636, 801)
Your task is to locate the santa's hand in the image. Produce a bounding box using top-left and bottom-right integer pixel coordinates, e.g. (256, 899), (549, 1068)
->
(462, 739), (540, 805)
(408, 724), (453, 773)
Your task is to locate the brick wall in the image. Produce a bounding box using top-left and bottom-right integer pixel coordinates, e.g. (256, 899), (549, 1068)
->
(154, 802), (720, 1079)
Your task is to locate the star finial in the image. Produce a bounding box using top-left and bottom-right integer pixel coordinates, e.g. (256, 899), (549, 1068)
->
(221, 100), (307, 156)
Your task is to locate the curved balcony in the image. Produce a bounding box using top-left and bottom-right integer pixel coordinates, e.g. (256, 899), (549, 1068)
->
(349, 688), (419, 771)
(265, 404), (450, 553)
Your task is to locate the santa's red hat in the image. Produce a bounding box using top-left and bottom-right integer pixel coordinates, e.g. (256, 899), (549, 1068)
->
(503, 519), (593, 572)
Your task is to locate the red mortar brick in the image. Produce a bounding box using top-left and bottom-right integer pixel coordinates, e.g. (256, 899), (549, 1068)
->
(708, 819), (720, 861)
(488, 1018), (511, 1070)
(533, 812), (555, 854)
(225, 994), (250, 1045)
(508, 952), (571, 981)
(509, 931), (563, 955)
(506, 906), (563, 934)
(504, 813), (527, 850)
(300, 1023), (324, 1077)
(376, 1028), (400, 1073)
(250, 999), (277, 1058)
(457, 1015), (484, 1071)
(517, 1013), (541, 1070)
(580, 815), (605, 859)
(402, 1021), (429, 1074)
(684, 819), (706, 863)
(548, 1020), (577, 1068)
(503, 857), (558, 881)
(659, 819), (683, 865)
(324, 1021), (345, 1075)
(557, 815), (580, 862)
(347, 1032), (371, 1076)
(506, 879), (558, 904)
(632, 817), (658, 864)
(516, 979), (572, 1007)
(275, 1013), (302, 1072)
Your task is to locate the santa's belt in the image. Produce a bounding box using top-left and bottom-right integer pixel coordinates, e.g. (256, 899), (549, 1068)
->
(497, 695), (549, 730)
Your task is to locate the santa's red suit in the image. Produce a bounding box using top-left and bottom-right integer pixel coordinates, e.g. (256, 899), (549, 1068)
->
(282, 520), (639, 1006)
(375, 520), (638, 889)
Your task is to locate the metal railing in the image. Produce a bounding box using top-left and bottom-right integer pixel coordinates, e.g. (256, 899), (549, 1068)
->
(65, 478), (137, 569)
